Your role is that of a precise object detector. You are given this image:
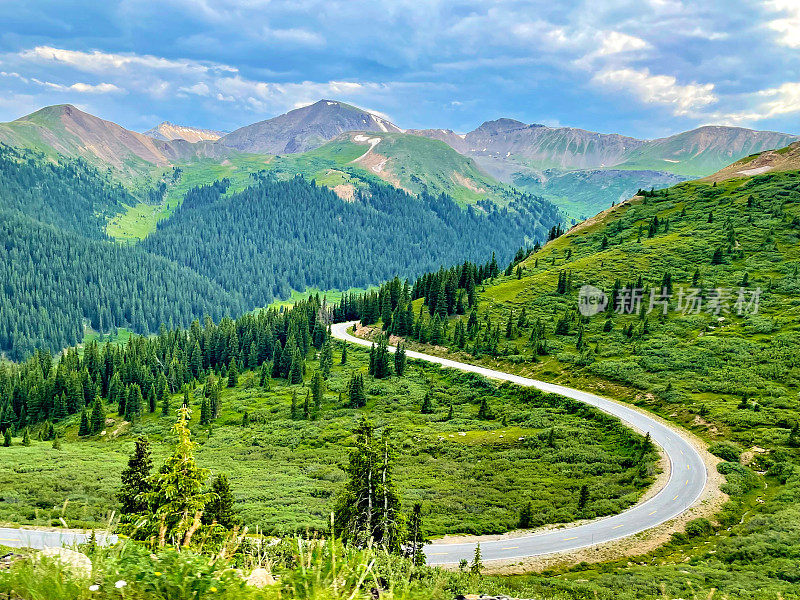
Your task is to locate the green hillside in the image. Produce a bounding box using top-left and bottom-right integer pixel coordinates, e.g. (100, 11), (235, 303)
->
(345, 167), (800, 597)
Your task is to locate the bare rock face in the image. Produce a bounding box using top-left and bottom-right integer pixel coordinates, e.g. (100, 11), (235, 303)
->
(39, 547), (93, 579)
(245, 566), (276, 588)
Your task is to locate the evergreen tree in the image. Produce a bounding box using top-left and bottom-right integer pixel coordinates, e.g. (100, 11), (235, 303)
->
(447, 403), (454, 420)
(52, 434), (61, 450)
(372, 335), (392, 379)
(147, 384), (157, 413)
(78, 409), (90, 436)
(227, 358), (239, 387)
(200, 396), (211, 425)
(334, 418), (404, 552)
(311, 371), (324, 419)
(90, 396), (105, 434)
(477, 396), (491, 419)
(259, 362), (271, 389)
(407, 502), (426, 566)
(117, 436), (152, 515)
(348, 372), (367, 408)
(22, 428), (30, 446)
(340, 342), (348, 365)
(289, 348), (304, 384)
(241, 411), (250, 427)
(161, 381), (171, 416)
(142, 407), (212, 548)
(203, 473), (239, 528)
(394, 342), (407, 376)
(319, 339), (333, 379)
(518, 501), (534, 528)
(303, 390), (311, 420)
(290, 390), (299, 420)
(3, 429), (11, 447)
(125, 384), (143, 422)
(420, 392), (434, 414)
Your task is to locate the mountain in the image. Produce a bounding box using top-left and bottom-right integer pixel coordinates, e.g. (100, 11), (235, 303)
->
(217, 99), (402, 154)
(703, 140), (800, 182)
(0, 104), (212, 181)
(258, 130), (520, 206)
(144, 121), (225, 143)
(617, 125), (800, 177)
(412, 120), (799, 217)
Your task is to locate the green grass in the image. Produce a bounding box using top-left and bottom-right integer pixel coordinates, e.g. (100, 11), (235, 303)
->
(267, 287), (375, 310)
(0, 345), (655, 537)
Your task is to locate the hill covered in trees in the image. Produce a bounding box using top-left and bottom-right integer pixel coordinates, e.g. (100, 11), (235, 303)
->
(141, 175), (559, 306)
(0, 141), (560, 359)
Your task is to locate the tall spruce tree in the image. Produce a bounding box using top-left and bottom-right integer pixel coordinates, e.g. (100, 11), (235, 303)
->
(203, 473), (238, 528)
(394, 342), (407, 376)
(78, 409), (90, 436)
(117, 436), (152, 515)
(90, 396), (105, 434)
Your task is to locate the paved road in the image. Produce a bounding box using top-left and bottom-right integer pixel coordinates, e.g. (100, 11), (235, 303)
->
(330, 321), (707, 565)
(0, 528), (116, 549)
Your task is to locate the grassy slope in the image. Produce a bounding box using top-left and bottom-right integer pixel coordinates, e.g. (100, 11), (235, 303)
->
(393, 169), (800, 597)
(0, 345), (654, 538)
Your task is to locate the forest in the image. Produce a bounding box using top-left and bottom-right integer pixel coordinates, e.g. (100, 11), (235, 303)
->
(0, 146), (561, 359)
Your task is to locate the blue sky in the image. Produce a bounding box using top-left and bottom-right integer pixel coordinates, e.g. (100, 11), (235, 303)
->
(0, 0), (798, 138)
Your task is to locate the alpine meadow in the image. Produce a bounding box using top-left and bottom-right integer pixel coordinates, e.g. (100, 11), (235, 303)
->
(0, 3), (799, 600)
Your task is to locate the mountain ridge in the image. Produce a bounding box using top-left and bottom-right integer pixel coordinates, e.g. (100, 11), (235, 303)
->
(144, 121), (226, 143)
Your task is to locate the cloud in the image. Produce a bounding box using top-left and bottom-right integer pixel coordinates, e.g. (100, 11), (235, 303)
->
(711, 82), (800, 124)
(765, 0), (800, 48)
(18, 46), (237, 75)
(597, 32), (650, 56)
(30, 78), (123, 94)
(265, 27), (325, 46)
(592, 67), (717, 116)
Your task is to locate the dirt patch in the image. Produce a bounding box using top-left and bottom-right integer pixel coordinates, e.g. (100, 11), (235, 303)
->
(332, 184), (356, 201)
(452, 172), (487, 194)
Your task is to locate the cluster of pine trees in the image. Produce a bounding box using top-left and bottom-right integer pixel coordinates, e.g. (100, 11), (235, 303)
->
(0, 297), (334, 433)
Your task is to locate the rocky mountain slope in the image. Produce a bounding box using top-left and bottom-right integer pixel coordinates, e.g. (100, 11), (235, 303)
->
(216, 100), (402, 154)
(144, 121), (225, 142)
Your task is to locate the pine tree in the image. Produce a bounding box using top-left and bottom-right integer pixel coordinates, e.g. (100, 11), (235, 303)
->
(142, 407), (211, 548)
(320, 339), (333, 379)
(90, 396), (105, 434)
(22, 428), (31, 446)
(447, 403), (454, 420)
(420, 392), (434, 414)
(259, 362), (271, 389)
(340, 342), (348, 365)
(125, 384), (143, 422)
(79, 409), (90, 436)
(334, 418), (403, 552)
(203, 473), (239, 528)
(394, 342), (407, 376)
(3, 429), (11, 447)
(118, 436), (152, 515)
(227, 358), (239, 387)
(407, 502), (426, 566)
(303, 390), (310, 420)
(348, 372), (366, 408)
(200, 396), (211, 425)
(289, 348), (303, 384)
(477, 396), (491, 419)
(311, 371), (324, 419)
(52, 434), (61, 450)
(518, 501), (534, 528)
(147, 384), (157, 413)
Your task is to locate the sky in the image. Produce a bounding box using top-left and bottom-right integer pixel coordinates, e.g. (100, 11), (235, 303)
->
(0, 0), (798, 139)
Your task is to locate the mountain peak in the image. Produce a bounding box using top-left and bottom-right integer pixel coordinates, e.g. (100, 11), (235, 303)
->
(217, 99), (402, 154)
(474, 118), (527, 134)
(144, 121), (225, 142)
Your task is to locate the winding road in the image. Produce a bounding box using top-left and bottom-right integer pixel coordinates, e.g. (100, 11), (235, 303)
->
(0, 321), (706, 558)
(330, 321), (708, 565)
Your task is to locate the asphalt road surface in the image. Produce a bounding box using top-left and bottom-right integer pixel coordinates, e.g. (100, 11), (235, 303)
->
(330, 321), (707, 565)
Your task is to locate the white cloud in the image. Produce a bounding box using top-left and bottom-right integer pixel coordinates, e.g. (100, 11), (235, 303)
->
(765, 0), (800, 48)
(265, 27), (325, 46)
(597, 32), (650, 56)
(592, 67), (717, 116)
(711, 81), (800, 124)
(19, 46), (237, 75)
(179, 82), (211, 96)
(30, 78), (123, 94)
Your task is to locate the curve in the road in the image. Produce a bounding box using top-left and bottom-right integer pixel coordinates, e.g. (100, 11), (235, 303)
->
(330, 321), (708, 565)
